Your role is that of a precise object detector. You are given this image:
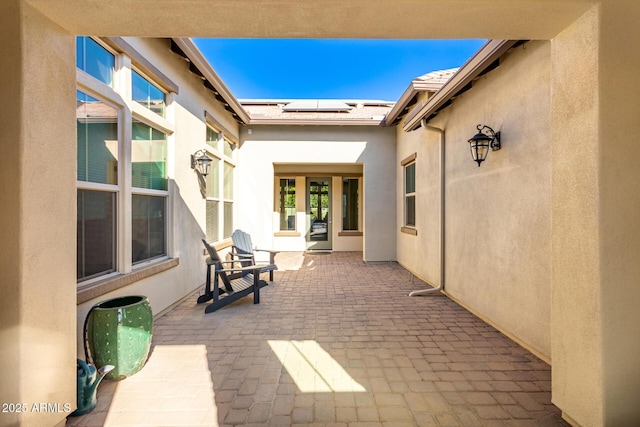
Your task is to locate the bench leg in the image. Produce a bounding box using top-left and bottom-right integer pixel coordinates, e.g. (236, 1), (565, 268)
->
(197, 264), (214, 304)
(253, 274), (260, 304)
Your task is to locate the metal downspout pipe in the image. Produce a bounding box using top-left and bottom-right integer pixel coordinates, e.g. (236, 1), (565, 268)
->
(409, 119), (445, 296)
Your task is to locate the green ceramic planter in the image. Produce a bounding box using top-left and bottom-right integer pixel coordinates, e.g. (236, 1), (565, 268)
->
(85, 295), (153, 380)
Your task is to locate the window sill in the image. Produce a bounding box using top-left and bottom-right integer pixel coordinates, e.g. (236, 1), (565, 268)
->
(338, 231), (363, 237)
(77, 257), (179, 305)
(274, 231), (301, 237)
(401, 227), (418, 236)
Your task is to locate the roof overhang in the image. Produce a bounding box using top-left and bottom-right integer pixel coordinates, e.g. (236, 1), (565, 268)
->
(171, 38), (251, 125)
(403, 39), (519, 131)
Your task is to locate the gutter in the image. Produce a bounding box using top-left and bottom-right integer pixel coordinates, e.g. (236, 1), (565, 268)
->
(409, 119), (446, 296)
(403, 40), (518, 132)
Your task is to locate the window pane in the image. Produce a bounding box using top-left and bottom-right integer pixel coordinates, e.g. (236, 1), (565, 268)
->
(77, 190), (116, 281)
(206, 127), (220, 149)
(76, 37), (114, 86)
(405, 163), (416, 194)
(206, 200), (219, 242)
(205, 156), (220, 198)
(132, 70), (165, 117)
(342, 178), (359, 231)
(132, 120), (167, 190)
(77, 91), (118, 184)
(406, 195), (416, 227)
(224, 139), (234, 157)
(279, 178), (296, 230)
(223, 162), (233, 200)
(132, 195), (166, 263)
(223, 202), (233, 239)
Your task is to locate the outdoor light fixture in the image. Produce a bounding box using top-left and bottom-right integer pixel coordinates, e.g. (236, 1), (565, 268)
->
(468, 124), (501, 167)
(191, 150), (213, 177)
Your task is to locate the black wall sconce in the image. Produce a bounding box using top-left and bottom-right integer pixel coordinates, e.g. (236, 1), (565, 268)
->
(191, 150), (213, 177)
(468, 124), (501, 167)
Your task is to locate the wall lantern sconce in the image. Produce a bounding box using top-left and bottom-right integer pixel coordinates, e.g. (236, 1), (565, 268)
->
(191, 150), (213, 177)
(468, 124), (501, 167)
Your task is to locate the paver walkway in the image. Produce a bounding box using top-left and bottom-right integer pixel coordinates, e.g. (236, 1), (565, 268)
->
(67, 252), (567, 426)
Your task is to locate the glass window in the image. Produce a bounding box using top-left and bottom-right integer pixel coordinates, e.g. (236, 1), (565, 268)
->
(223, 162), (234, 239)
(206, 200), (219, 242)
(223, 162), (233, 200)
(132, 70), (166, 117)
(223, 202), (233, 239)
(405, 162), (416, 227)
(77, 91), (118, 184)
(132, 120), (167, 190)
(206, 126), (220, 150)
(132, 194), (166, 263)
(279, 178), (296, 231)
(342, 178), (359, 231)
(76, 37), (115, 86)
(77, 190), (116, 281)
(205, 156), (220, 198)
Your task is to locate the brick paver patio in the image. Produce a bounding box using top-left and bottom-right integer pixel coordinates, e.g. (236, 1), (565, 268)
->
(67, 252), (566, 426)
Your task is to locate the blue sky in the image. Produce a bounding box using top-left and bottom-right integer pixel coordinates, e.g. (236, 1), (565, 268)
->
(193, 39), (486, 102)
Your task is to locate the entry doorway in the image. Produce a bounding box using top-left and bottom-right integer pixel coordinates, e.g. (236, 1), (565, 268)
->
(306, 178), (331, 250)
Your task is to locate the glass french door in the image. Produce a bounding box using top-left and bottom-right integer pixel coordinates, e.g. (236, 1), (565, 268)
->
(306, 178), (331, 250)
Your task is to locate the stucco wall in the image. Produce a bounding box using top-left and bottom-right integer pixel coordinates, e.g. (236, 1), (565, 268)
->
(75, 38), (241, 356)
(0, 3), (77, 426)
(237, 125), (397, 262)
(397, 41), (552, 359)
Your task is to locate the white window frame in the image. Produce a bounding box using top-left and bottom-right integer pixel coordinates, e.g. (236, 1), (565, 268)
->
(76, 41), (175, 285)
(401, 153), (417, 232)
(203, 121), (236, 242)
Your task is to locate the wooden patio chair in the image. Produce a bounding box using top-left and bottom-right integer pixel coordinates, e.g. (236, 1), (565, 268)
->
(231, 229), (278, 281)
(197, 239), (270, 313)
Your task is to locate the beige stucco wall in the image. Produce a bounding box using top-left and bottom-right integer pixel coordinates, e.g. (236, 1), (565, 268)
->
(0, 2), (77, 426)
(237, 125), (397, 261)
(552, 3), (640, 426)
(75, 38), (241, 355)
(398, 41), (553, 359)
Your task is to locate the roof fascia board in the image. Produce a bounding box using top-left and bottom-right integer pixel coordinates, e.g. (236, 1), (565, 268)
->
(172, 38), (251, 124)
(385, 78), (443, 125)
(403, 40), (518, 132)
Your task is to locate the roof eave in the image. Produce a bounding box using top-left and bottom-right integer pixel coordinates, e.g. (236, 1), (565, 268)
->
(172, 38), (251, 124)
(403, 39), (519, 132)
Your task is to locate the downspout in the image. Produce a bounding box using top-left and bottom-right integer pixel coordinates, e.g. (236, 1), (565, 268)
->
(409, 119), (445, 296)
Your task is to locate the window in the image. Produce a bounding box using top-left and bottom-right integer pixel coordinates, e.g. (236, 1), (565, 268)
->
(76, 37), (115, 86)
(205, 152), (220, 242)
(403, 155), (416, 228)
(203, 123), (235, 242)
(342, 178), (359, 231)
(132, 194), (166, 263)
(131, 120), (168, 263)
(76, 90), (119, 282)
(132, 70), (166, 117)
(132, 120), (167, 191)
(279, 178), (296, 230)
(77, 190), (116, 281)
(76, 37), (173, 283)
(223, 162), (234, 239)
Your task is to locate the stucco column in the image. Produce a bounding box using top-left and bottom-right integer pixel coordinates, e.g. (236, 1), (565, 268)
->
(0, 1), (76, 425)
(551, 2), (640, 426)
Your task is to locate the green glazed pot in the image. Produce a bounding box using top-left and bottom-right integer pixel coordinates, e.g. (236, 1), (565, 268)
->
(86, 295), (153, 380)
